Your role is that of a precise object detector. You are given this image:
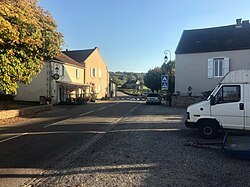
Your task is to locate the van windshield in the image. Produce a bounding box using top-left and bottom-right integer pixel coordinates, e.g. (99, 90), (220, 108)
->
(206, 84), (220, 101)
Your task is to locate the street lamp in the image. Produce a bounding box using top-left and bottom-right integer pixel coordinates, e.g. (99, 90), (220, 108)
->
(164, 50), (171, 63)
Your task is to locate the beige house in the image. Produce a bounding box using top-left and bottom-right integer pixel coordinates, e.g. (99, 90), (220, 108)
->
(63, 47), (109, 99)
(175, 19), (250, 96)
(15, 53), (86, 104)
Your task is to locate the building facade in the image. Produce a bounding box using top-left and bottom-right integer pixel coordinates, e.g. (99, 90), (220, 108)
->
(15, 53), (86, 103)
(175, 19), (250, 96)
(63, 47), (109, 99)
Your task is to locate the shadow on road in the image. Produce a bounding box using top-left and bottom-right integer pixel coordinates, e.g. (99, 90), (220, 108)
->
(0, 102), (248, 187)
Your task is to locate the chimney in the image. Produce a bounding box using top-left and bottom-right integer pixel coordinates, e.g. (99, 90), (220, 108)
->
(242, 20), (250, 28)
(95, 47), (99, 52)
(236, 18), (242, 28)
(66, 49), (69, 51)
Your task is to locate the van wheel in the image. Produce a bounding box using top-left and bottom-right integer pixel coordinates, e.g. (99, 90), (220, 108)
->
(198, 121), (219, 139)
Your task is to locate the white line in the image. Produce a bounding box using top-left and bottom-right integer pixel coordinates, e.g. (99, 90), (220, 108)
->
(97, 107), (106, 111)
(108, 103), (119, 107)
(79, 110), (94, 116)
(44, 118), (71, 128)
(0, 133), (27, 144)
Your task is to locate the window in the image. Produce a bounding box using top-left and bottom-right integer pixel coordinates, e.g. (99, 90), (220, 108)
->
(214, 58), (223, 77)
(208, 57), (229, 78)
(215, 85), (240, 104)
(91, 68), (96, 77)
(75, 68), (79, 78)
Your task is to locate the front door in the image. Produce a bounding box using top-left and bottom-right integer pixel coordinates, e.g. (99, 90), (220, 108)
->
(59, 86), (65, 102)
(211, 85), (244, 129)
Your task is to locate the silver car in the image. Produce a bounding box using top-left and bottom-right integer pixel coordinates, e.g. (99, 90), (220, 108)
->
(146, 93), (161, 105)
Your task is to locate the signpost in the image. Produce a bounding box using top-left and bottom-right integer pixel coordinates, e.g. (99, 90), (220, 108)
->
(161, 75), (168, 90)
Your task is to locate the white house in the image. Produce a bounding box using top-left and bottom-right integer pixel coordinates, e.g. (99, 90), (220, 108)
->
(175, 19), (250, 96)
(15, 53), (86, 104)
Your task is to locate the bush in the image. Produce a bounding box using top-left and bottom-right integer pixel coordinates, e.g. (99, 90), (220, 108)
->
(0, 94), (14, 101)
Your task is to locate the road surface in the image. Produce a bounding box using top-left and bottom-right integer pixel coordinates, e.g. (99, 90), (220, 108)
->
(0, 101), (250, 187)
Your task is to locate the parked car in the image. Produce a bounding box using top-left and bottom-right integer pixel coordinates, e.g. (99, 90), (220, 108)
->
(186, 70), (250, 139)
(146, 93), (161, 105)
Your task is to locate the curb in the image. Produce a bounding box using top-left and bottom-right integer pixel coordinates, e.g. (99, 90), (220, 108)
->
(0, 104), (53, 120)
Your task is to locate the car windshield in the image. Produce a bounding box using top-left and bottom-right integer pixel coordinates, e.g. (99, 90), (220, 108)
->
(147, 94), (159, 97)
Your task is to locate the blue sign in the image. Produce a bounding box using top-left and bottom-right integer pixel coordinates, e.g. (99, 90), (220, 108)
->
(161, 75), (168, 90)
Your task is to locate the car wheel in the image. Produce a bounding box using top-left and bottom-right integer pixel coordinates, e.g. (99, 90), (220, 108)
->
(198, 121), (219, 139)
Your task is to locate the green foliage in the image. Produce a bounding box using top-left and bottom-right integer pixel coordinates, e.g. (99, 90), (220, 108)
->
(0, 0), (63, 94)
(144, 67), (162, 92)
(144, 61), (176, 93)
(109, 71), (146, 87)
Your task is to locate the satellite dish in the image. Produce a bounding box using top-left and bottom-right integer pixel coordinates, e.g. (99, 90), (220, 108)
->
(53, 73), (59, 80)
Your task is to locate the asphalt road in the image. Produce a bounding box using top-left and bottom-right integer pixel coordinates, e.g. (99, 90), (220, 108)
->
(0, 101), (140, 187)
(24, 102), (250, 187)
(1, 101), (250, 186)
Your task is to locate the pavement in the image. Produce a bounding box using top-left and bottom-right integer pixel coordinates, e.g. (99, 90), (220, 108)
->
(0, 101), (140, 187)
(1, 101), (250, 186)
(29, 104), (250, 187)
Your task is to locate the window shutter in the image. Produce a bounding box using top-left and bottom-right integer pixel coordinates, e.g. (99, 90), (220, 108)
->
(61, 65), (65, 76)
(90, 68), (92, 77)
(208, 58), (214, 78)
(222, 57), (230, 76)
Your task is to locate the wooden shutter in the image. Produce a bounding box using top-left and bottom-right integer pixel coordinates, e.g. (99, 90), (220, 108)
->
(61, 65), (65, 76)
(208, 58), (214, 78)
(222, 57), (230, 76)
(90, 68), (93, 77)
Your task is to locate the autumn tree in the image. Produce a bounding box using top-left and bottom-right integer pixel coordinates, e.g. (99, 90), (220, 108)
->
(0, 0), (63, 94)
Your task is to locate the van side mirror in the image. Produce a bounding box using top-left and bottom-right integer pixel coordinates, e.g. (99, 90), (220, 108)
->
(210, 95), (215, 105)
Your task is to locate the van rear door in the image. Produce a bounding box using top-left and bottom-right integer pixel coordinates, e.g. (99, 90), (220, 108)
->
(211, 84), (244, 129)
(244, 84), (250, 130)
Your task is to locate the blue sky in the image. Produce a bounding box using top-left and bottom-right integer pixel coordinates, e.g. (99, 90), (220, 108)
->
(39, 0), (250, 72)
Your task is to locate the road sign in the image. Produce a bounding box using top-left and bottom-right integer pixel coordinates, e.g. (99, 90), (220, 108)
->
(161, 75), (168, 90)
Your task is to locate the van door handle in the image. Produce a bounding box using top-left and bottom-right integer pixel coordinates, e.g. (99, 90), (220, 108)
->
(239, 103), (244, 110)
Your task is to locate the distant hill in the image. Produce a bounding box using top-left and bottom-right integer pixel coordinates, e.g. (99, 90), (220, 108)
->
(109, 71), (146, 87)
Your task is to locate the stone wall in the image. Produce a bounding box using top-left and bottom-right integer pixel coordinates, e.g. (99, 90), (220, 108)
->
(0, 104), (53, 119)
(171, 96), (204, 108)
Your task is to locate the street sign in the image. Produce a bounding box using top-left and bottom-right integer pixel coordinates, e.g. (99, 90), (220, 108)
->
(161, 75), (168, 90)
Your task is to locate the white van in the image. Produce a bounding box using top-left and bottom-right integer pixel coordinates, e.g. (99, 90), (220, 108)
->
(185, 70), (250, 139)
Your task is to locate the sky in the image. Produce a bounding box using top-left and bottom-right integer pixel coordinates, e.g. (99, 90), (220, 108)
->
(39, 0), (250, 73)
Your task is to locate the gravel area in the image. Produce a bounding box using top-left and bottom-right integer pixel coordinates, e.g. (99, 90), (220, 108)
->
(27, 104), (250, 187)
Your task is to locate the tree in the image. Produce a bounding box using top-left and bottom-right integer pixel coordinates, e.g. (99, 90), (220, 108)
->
(0, 0), (63, 94)
(144, 67), (162, 92)
(161, 61), (175, 93)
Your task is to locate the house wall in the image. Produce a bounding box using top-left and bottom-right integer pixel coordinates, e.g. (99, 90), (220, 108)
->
(52, 61), (85, 103)
(15, 61), (85, 103)
(175, 49), (250, 96)
(15, 62), (48, 102)
(84, 48), (109, 99)
(55, 62), (84, 84)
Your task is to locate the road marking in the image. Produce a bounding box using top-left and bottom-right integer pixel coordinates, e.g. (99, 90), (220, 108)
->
(44, 117), (71, 128)
(79, 111), (94, 116)
(108, 103), (119, 107)
(0, 133), (27, 144)
(97, 107), (106, 111)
